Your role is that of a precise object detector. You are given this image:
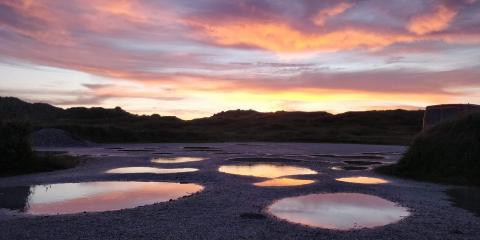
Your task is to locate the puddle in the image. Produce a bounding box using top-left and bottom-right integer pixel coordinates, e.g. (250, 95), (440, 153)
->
(343, 160), (383, 166)
(0, 182), (203, 215)
(106, 167), (198, 174)
(183, 146), (221, 152)
(331, 166), (369, 171)
(151, 156), (205, 164)
(446, 188), (480, 217)
(336, 176), (389, 184)
(312, 154), (385, 160)
(268, 193), (410, 230)
(214, 152), (241, 155)
(118, 149), (155, 152)
(229, 157), (302, 163)
(218, 164), (317, 178)
(254, 178), (315, 187)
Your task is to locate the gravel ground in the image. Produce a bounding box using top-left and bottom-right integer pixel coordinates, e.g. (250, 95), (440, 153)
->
(0, 143), (479, 240)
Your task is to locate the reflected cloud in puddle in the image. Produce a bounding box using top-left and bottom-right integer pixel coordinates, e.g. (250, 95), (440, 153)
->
(152, 156), (205, 164)
(218, 164), (317, 178)
(336, 176), (389, 184)
(106, 167), (198, 174)
(268, 193), (409, 230)
(0, 182), (203, 215)
(254, 178), (315, 187)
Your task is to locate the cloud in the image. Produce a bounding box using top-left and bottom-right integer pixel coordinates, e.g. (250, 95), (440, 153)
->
(408, 4), (457, 35)
(312, 2), (353, 26)
(0, 0), (479, 118)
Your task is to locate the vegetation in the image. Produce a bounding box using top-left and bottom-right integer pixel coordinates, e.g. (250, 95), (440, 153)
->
(1, 97), (424, 145)
(0, 121), (79, 176)
(378, 113), (480, 186)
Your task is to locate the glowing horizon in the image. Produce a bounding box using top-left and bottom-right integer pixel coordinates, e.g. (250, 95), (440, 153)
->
(1, 0), (479, 120)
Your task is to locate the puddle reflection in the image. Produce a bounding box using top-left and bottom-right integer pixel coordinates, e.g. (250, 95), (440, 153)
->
(336, 176), (389, 184)
(106, 167), (198, 174)
(254, 178), (315, 187)
(0, 182), (203, 215)
(218, 164), (317, 178)
(268, 193), (409, 230)
(152, 156), (205, 164)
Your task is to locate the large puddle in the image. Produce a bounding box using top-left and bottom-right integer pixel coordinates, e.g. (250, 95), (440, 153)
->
(218, 164), (317, 178)
(152, 156), (205, 164)
(106, 167), (198, 174)
(254, 178), (315, 187)
(0, 182), (203, 215)
(336, 176), (389, 184)
(268, 193), (410, 230)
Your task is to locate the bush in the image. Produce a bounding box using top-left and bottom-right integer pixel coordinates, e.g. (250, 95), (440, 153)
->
(378, 113), (480, 186)
(0, 121), (80, 176)
(0, 121), (34, 173)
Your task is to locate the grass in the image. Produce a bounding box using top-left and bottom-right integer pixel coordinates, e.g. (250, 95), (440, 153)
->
(377, 113), (480, 186)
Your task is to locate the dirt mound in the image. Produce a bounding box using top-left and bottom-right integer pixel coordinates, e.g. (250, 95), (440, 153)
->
(31, 128), (91, 147)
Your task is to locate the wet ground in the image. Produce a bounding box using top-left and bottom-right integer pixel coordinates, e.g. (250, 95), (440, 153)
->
(0, 142), (478, 239)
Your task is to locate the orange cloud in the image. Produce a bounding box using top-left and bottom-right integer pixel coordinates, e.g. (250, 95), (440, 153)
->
(191, 21), (414, 52)
(313, 2), (353, 26)
(407, 5), (457, 35)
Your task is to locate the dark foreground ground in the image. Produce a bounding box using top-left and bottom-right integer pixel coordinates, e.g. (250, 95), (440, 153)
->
(0, 143), (478, 240)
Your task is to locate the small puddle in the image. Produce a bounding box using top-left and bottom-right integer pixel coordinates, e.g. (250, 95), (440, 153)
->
(331, 166), (369, 171)
(229, 157), (301, 163)
(312, 154), (385, 160)
(268, 193), (410, 230)
(336, 176), (389, 184)
(343, 160), (383, 166)
(446, 187), (480, 217)
(183, 146), (222, 152)
(0, 182), (203, 215)
(106, 167), (198, 174)
(152, 156), (205, 164)
(218, 164), (317, 178)
(118, 149), (155, 152)
(254, 178), (315, 187)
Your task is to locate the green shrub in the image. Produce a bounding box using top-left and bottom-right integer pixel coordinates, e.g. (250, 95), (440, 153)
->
(378, 113), (480, 186)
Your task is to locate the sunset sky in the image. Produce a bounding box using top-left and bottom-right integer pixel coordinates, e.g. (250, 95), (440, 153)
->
(1, 0), (479, 119)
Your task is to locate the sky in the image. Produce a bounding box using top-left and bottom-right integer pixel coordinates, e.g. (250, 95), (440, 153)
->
(1, 0), (480, 119)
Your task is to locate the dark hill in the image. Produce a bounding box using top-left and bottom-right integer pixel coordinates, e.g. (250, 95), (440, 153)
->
(0, 97), (424, 144)
(378, 113), (480, 185)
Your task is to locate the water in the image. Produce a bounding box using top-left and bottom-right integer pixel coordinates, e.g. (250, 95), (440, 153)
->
(331, 166), (369, 171)
(106, 167), (198, 174)
(152, 156), (205, 164)
(336, 176), (389, 184)
(268, 193), (410, 230)
(0, 182), (203, 215)
(254, 178), (315, 187)
(218, 164), (317, 178)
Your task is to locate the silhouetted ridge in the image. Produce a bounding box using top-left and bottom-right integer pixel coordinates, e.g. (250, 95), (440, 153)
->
(0, 96), (424, 144)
